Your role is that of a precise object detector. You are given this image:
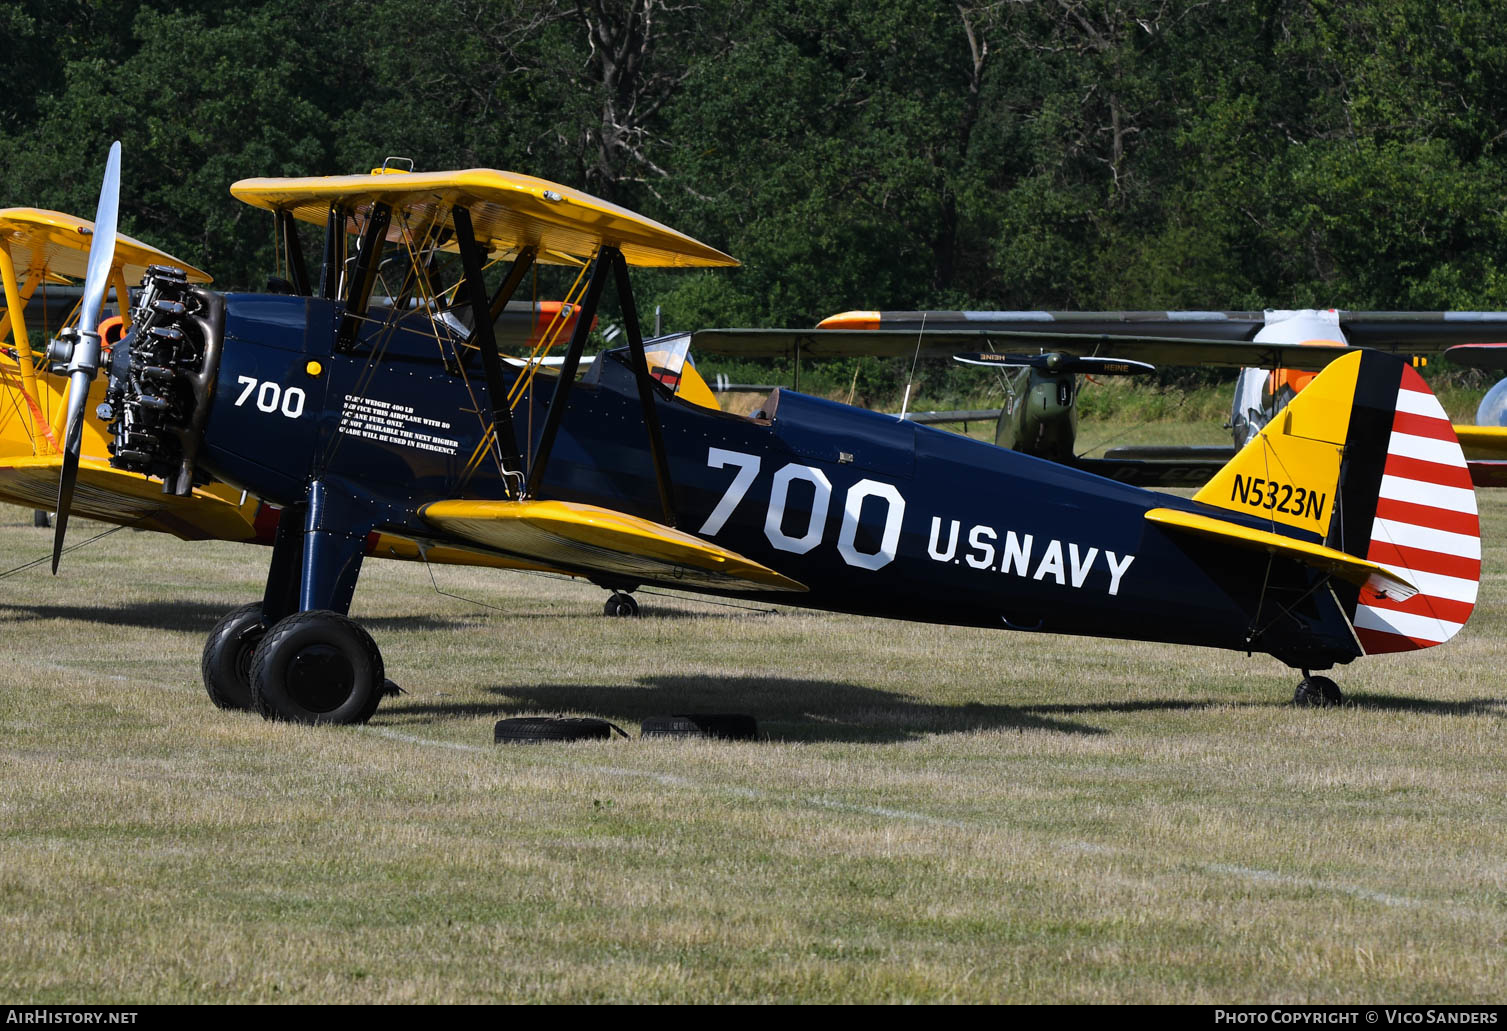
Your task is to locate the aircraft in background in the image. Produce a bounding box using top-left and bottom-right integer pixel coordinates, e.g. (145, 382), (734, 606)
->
(39, 147), (1480, 725)
(693, 308), (1507, 487)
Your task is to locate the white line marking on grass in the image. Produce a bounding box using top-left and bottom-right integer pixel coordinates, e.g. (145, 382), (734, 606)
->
(39, 662), (135, 685)
(1203, 863), (1421, 909)
(369, 728), (489, 754)
(363, 725), (1483, 919)
(808, 796), (973, 830)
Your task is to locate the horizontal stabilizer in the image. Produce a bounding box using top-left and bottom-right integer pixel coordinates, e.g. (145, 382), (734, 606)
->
(1145, 507), (1417, 601)
(1467, 460), (1507, 488)
(422, 499), (807, 593)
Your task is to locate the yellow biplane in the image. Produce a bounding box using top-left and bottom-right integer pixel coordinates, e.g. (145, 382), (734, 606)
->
(0, 206), (264, 538)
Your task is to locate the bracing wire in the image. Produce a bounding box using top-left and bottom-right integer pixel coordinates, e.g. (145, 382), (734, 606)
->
(0, 521), (134, 581)
(898, 312), (927, 421)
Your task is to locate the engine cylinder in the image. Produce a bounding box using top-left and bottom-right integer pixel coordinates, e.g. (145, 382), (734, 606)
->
(103, 266), (224, 495)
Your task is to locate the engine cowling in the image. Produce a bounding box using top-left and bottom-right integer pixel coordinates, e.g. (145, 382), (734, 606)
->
(102, 265), (224, 495)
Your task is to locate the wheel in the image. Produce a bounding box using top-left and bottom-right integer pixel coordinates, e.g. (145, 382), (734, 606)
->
(640, 714), (759, 741)
(201, 602), (267, 711)
(603, 592), (639, 617)
(249, 610), (385, 725)
(494, 716), (625, 744)
(1294, 675), (1343, 707)
(32, 510), (50, 528)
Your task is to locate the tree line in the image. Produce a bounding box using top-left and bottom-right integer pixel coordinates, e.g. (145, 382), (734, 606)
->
(4, 0), (1505, 392)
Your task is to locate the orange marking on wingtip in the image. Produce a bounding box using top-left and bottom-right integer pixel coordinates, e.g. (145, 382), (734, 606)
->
(817, 310), (881, 331)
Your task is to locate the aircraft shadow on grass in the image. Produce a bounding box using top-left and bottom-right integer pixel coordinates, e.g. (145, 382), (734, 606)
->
(3, 600), (1498, 732)
(386, 679), (1507, 741)
(1344, 693), (1507, 717)
(386, 674), (1115, 741)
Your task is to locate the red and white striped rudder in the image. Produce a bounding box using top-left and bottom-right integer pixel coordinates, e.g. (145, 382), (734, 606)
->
(1354, 365), (1480, 653)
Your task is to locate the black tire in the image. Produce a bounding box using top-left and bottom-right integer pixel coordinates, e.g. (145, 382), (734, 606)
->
(32, 510), (51, 528)
(640, 713), (758, 741)
(494, 717), (619, 744)
(249, 610), (385, 725)
(603, 592), (639, 617)
(201, 602), (268, 711)
(1294, 675), (1343, 707)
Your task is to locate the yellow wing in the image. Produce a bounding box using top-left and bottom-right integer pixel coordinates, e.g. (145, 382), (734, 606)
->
(422, 499), (806, 593)
(0, 208), (212, 283)
(230, 168), (738, 269)
(0, 456), (259, 541)
(1453, 425), (1507, 458)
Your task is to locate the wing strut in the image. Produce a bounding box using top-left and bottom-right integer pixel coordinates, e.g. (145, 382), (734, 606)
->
(613, 249), (676, 526)
(275, 209), (312, 296)
(523, 246), (679, 525)
(451, 208), (525, 485)
(0, 241), (50, 448)
(337, 202), (392, 349)
(526, 247), (611, 495)
(487, 245), (537, 324)
(318, 204), (346, 300)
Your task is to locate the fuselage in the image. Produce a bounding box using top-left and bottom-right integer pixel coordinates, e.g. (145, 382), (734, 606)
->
(191, 293), (1360, 670)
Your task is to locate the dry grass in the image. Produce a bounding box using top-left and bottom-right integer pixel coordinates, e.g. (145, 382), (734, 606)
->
(0, 493), (1504, 1003)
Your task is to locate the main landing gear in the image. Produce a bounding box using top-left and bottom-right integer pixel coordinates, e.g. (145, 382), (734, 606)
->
(1293, 670), (1344, 707)
(199, 490), (392, 725)
(250, 611), (385, 724)
(202, 606), (387, 724)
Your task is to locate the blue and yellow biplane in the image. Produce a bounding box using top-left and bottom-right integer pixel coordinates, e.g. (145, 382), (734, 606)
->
(42, 145), (1481, 724)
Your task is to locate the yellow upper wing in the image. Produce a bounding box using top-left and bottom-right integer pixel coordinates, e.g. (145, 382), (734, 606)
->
(0, 208), (211, 283)
(230, 168), (738, 269)
(422, 499), (805, 594)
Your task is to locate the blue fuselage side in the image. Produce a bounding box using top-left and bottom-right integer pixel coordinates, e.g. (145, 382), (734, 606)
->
(198, 294), (1360, 669)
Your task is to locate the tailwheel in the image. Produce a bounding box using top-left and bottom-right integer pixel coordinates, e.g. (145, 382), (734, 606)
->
(603, 591), (639, 617)
(201, 602), (268, 711)
(249, 610), (385, 725)
(1294, 672), (1343, 708)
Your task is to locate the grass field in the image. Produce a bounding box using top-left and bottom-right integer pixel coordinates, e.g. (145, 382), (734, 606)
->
(1, 479), (1504, 1003)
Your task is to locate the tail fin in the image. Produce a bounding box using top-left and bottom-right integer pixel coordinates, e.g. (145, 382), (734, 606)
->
(1192, 350), (1479, 654)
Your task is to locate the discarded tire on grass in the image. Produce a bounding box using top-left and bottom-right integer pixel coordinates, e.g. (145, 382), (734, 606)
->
(493, 717), (625, 744)
(640, 714), (758, 741)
